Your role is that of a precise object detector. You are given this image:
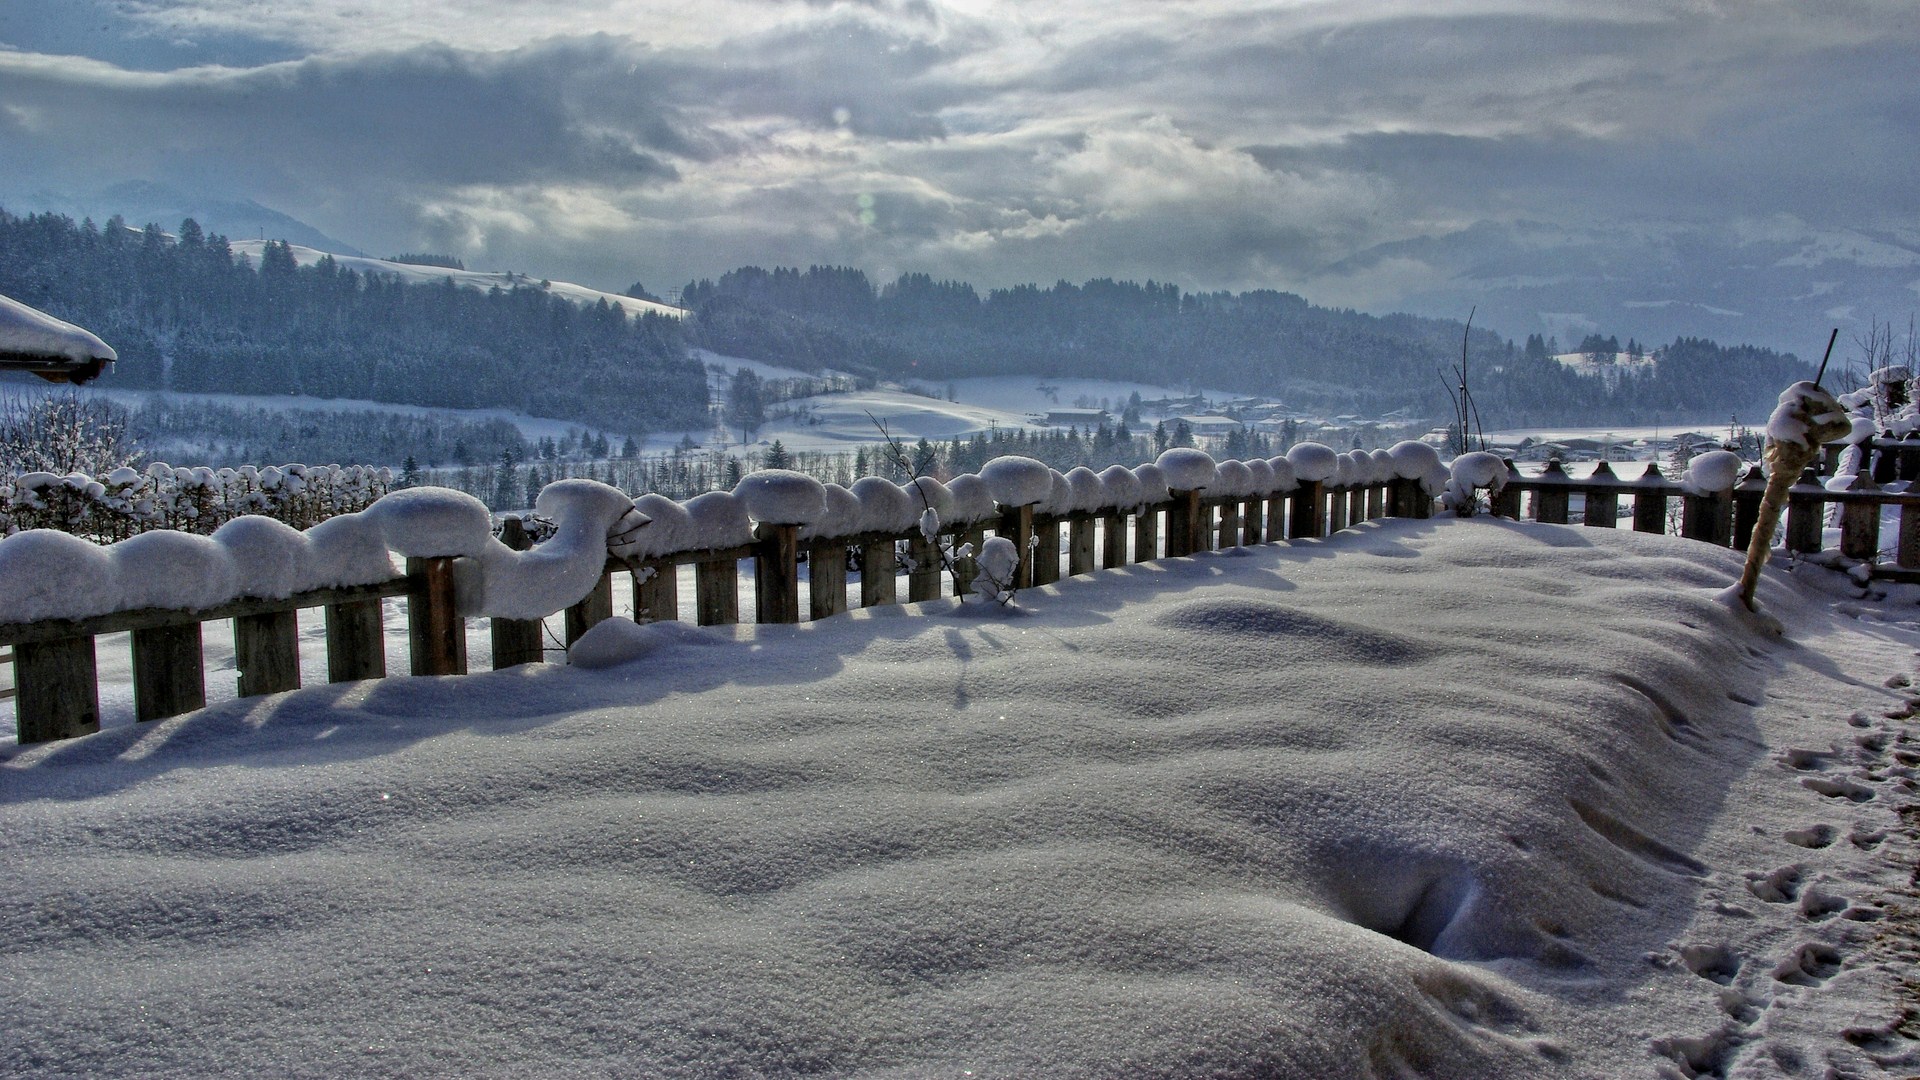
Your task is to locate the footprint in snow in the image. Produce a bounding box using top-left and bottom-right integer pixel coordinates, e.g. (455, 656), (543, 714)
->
(1780, 824), (1836, 849)
(1800, 775), (1875, 802)
(1776, 746), (1834, 771)
(1771, 942), (1841, 987)
(1744, 865), (1802, 903)
(1676, 943), (1741, 984)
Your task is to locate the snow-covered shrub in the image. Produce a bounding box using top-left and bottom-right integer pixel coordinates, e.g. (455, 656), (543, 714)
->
(1443, 452), (1510, 516)
(971, 535), (1021, 605)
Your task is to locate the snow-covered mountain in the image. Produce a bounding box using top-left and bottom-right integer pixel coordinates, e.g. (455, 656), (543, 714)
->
(2, 180), (368, 257)
(226, 240), (685, 320)
(1324, 217), (1920, 358)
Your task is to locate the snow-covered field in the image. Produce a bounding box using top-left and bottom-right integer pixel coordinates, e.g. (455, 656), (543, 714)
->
(4, 519), (1916, 1077)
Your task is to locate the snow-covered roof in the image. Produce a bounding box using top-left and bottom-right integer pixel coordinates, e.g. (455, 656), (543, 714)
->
(0, 292), (117, 364)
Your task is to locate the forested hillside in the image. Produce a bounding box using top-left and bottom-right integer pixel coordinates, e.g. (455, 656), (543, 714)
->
(682, 266), (1813, 426)
(0, 209), (707, 436)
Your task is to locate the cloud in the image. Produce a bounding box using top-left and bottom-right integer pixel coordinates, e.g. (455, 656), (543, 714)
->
(0, 0), (1912, 332)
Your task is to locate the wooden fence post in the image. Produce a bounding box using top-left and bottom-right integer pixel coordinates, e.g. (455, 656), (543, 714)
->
(953, 526), (984, 595)
(235, 610), (300, 697)
(636, 561), (680, 624)
(1166, 490), (1203, 557)
(1289, 481), (1325, 539)
(1490, 461), (1522, 520)
(131, 623), (205, 721)
(1785, 465), (1825, 553)
(1731, 465), (1766, 550)
(1680, 487), (1733, 546)
(1266, 492), (1289, 538)
(1031, 519), (1062, 585)
(1242, 498), (1264, 545)
(407, 556), (467, 676)
(491, 516), (544, 668)
(14, 636), (99, 742)
(1216, 497), (1240, 549)
(755, 524), (802, 624)
(1134, 504), (1159, 561)
(327, 598), (388, 680)
(1350, 486), (1368, 525)
(1900, 501), (1920, 570)
(860, 537), (899, 606)
(1101, 512), (1128, 568)
(1583, 461), (1619, 527)
(1632, 462), (1668, 534)
(808, 541), (847, 619)
(696, 557), (738, 625)
(1840, 472), (1881, 561)
(907, 534), (943, 601)
(1533, 460), (1571, 524)
(997, 504), (1036, 589)
(1326, 487), (1348, 533)
(1068, 517), (1096, 575)
(563, 570), (613, 647)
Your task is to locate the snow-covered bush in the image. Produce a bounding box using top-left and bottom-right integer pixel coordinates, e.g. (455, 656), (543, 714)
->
(2, 460), (391, 542)
(1443, 452), (1510, 516)
(971, 535), (1021, 605)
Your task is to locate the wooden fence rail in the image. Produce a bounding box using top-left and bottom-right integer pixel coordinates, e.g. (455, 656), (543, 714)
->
(9, 456), (1919, 744)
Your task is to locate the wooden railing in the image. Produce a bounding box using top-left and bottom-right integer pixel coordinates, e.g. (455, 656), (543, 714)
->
(13, 455), (1919, 746)
(2, 477), (1432, 744)
(1495, 457), (1920, 572)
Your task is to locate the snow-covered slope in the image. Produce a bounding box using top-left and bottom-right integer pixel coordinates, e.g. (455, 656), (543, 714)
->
(3, 520), (1914, 1077)
(228, 240), (685, 320)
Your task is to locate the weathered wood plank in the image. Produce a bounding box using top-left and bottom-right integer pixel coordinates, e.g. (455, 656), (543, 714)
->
(1101, 513), (1128, 568)
(997, 504), (1036, 589)
(1067, 518), (1096, 576)
(1289, 481), (1324, 539)
(14, 636), (98, 742)
(131, 622), (205, 721)
(635, 562), (680, 624)
(694, 558), (738, 625)
(406, 556), (467, 676)
(1216, 498), (1240, 550)
(0, 579), (409, 648)
(908, 535), (944, 601)
(235, 609), (300, 698)
(860, 538), (898, 606)
(563, 570), (614, 647)
(1166, 490), (1203, 557)
(755, 523), (802, 624)
(1134, 505), (1159, 561)
(810, 541), (848, 619)
(952, 526), (984, 596)
(329, 598), (390, 680)
(1840, 472), (1881, 561)
(490, 516), (544, 668)
(1632, 463), (1669, 534)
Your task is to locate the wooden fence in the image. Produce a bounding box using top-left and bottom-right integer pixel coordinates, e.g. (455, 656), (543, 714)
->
(6, 454), (1917, 745)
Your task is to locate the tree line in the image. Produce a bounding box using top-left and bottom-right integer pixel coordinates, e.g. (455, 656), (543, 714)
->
(680, 265), (1813, 427)
(0, 208), (709, 438)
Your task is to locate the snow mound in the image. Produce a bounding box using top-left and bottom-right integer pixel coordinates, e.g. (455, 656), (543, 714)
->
(1266, 456), (1297, 493)
(1213, 459), (1254, 498)
(1098, 465), (1143, 510)
(804, 484), (863, 542)
(1286, 442), (1340, 483)
(1680, 450), (1746, 495)
(1445, 452), (1511, 513)
(1064, 467), (1108, 514)
(944, 474), (998, 525)
(361, 487), (493, 558)
(1132, 463), (1170, 504)
(1155, 448), (1217, 491)
(979, 456), (1054, 508)
(1244, 458), (1276, 496)
(851, 477), (917, 535)
(568, 617), (726, 669)
(454, 480), (640, 619)
(733, 469), (828, 526)
(681, 491), (755, 551)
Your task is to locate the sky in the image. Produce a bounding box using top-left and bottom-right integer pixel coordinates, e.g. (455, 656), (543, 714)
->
(1, 1), (1918, 332)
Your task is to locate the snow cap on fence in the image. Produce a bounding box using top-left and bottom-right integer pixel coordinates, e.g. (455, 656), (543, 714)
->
(1444, 451), (1510, 513)
(454, 479), (640, 619)
(1680, 450), (1745, 496)
(1387, 440), (1442, 480)
(1155, 448), (1216, 492)
(1243, 457), (1276, 496)
(213, 515), (312, 600)
(851, 476), (916, 534)
(980, 456), (1054, 508)
(1369, 449), (1395, 484)
(1099, 464), (1143, 509)
(1132, 462), (1169, 504)
(681, 490), (753, 550)
(944, 474), (997, 525)
(1286, 442), (1340, 483)
(362, 486), (493, 558)
(733, 469), (828, 526)
(901, 477), (954, 522)
(1265, 456), (1296, 493)
(303, 512), (395, 588)
(803, 483), (862, 541)
(1065, 466), (1107, 514)
(0, 529), (121, 621)
(1039, 469), (1074, 515)
(114, 530), (238, 611)
(1214, 459), (1253, 498)
(621, 494), (693, 559)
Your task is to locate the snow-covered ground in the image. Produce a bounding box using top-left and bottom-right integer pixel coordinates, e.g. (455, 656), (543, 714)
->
(4, 519), (1916, 1077)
